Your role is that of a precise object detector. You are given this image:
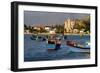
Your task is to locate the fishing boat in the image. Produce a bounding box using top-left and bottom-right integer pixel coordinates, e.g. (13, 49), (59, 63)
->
(67, 41), (90, 49)
(30, 35), (47, 41)
(46, 36), (56, 51)
(46, 44), (56, 51)
(66, 41), (90, 53)
(47, 35), (62, 51)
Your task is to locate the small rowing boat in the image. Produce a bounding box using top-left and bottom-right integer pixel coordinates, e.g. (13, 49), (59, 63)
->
(66, 41), (90, 49)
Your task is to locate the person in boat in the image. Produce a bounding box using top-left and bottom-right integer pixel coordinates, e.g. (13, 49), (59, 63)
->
(67, 40), (78, 47)
(55, 38), (61, 50)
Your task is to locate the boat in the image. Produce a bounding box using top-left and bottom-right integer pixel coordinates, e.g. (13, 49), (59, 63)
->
(66, 41), (90, 49)
(47, 35), (62, 51)
(37, 36), (47, 41)
(30, 35), (47, 41)
(47, 37), (56, 50)
(66, 41), (90, 53)
(66, 40), (90, 53)
(30, 35), (38, 40)
(48, 39), (55, 44)
(46, 44), (56, 51)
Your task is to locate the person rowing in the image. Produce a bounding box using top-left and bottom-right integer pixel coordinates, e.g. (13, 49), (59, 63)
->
(55, 38), (61, 50)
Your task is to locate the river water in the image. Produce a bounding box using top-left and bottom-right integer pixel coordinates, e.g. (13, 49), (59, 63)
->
(24, 34), (90, 62)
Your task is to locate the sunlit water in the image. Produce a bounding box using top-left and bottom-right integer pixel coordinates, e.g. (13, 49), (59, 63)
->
(24, 34), (90, 62)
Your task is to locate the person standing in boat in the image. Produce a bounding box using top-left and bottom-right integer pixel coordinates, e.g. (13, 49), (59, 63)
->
(55, 38), (61, 50)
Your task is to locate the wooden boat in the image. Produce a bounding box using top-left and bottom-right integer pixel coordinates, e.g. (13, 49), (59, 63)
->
(46, 44), (56, 51)
(48, 40), (55, 44)
(30, 35), (37, 40)
(74, 44), (90, 49)
(66, 41), (90, 53)
(47, 38), (61, 51)
(67, 41), (90, 49)
(30, 35), (47, 41)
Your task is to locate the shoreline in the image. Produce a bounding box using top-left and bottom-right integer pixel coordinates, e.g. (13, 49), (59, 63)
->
(63, 33), (90, 35)
(24, 33), (90, 35)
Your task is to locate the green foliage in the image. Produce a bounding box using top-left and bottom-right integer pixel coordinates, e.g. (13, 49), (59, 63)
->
(24, 16), (90, 34)
(24, 24), (28, 30)
(74, 16), (90, 32)
(54, 24), (64, 33)
(40, 27), (48, 33)
(83, 16), (90, 32)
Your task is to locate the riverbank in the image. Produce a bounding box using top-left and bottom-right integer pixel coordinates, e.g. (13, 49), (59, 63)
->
(63, 33), (90, 35)
(24, 33), (90, 36)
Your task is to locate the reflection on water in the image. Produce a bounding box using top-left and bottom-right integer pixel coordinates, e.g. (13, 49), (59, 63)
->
(24, 34), (90, 62)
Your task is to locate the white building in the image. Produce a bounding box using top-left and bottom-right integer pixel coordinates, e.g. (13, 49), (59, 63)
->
(33, 27), (41, 30)
(64, 19), (75, 33)
(49, 30), (56, 34)
(45, 26), (51, 31)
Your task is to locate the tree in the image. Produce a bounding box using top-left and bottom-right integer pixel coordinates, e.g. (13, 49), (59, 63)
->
(74, 19), (85, 31)
(28, 25), (33, 33)
(24, 24), (28, 30)
(74, 16), (90, 33)
(83, 16), (90, 32)
(55, 24), (64, 33)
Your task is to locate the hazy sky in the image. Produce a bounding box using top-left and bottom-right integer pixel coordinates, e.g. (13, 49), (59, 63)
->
(24, 11), (90, 26)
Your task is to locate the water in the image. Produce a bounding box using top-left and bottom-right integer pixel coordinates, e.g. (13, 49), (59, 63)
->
(24, 34), (90, 62)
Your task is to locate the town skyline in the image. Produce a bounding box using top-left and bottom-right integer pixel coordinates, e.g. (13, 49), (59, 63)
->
(24, 11), (90, 26)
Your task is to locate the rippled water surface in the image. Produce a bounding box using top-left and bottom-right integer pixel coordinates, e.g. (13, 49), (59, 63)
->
(24, 34), (90, 62)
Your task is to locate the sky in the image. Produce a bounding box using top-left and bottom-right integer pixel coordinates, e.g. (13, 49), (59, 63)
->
(24, 11), (90, 26)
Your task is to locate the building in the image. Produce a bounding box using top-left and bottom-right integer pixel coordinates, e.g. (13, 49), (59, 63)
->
(79, 29), (85, 35)
(73, 29), (79, 34)
(64, 19), (75, 33)
(49, 30), (56, 34)
(33, 26), (41, 30)
(44, 26), (51, 31)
